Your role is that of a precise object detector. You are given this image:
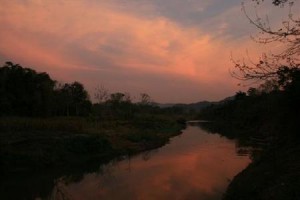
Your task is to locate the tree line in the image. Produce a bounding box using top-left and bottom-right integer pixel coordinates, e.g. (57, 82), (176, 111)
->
(199, 66), (300, 141)
(0, 61), (183, 119)
(0, 62), (91, 117)
(210, 0), (299, 140)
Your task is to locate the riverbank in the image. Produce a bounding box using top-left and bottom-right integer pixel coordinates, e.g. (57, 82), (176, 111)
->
(223, 141), (300, 200)
(0, 115), (186, 173)
(197, 121), (300, 200)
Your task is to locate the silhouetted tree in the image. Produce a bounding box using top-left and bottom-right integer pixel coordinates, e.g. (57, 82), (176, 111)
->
(235, 91), (247, 100)
(232, 0), (299, 81)
(0, 61), (94, 117)
(94, 84), (109, 104)
(247, 87), (259, 96)
(138, 93), (152, 105)
(55, 82), (91, 116)
(108, 92), (133, 118)
(0, 62), (55, 116)
(108, 92), (126, 104)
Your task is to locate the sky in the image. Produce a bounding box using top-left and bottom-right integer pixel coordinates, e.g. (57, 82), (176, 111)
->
(0, 0), (298, 103)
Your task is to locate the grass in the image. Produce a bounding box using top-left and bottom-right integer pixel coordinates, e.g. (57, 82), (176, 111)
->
(0, 115), (185, 173)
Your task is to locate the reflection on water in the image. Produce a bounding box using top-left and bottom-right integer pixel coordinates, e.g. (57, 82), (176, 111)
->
(45, 125), (250, 200)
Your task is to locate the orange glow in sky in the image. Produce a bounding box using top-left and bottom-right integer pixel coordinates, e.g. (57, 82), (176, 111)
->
(0, 0), (294, 103)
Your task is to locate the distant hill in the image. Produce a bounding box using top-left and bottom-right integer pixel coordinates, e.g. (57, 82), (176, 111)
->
(158, 96), (234, 112)
(173, 101), (216, 112)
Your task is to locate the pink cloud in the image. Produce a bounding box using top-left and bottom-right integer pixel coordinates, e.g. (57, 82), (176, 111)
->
(0, 0), (273, 102)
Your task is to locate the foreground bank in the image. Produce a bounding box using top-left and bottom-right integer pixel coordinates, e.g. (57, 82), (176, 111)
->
(0, 115), (185, 173)
(224, 141), (300, 200)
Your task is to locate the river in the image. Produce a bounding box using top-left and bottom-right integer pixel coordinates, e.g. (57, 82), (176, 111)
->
(42, 122), (250, 200)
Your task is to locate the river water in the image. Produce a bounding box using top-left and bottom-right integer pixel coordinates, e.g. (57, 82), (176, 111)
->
(45, 123), (250, 200)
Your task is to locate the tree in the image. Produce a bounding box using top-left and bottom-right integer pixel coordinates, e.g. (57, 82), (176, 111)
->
(231, 0), (299, 81)
(69, 82), (91, 116)
(235, 91), (247, 100)
(0, 61), (93, 117)
(94, 85), (109, 104)
(247, 87), (259, 96)
(108, 92), (126, 104)
(138, 93), (152, 106)
(258, 79), (279, 93)
(54, 82), (91, 116)
(0, 62), (55, 116)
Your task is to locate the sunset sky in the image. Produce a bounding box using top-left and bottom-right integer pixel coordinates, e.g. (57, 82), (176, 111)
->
(0, 0), (298, 103)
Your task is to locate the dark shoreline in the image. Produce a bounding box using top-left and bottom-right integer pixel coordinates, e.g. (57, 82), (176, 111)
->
(223, 141), (300, 200)
(0, 116), (186, 173)
(197, 121), (300, 200)
(0, 117), (186, 200)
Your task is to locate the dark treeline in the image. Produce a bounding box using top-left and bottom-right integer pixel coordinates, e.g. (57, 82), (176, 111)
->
(0, 62), (91, 117)
(0, 60), (187, 168)
(0, 61), (185, 119)
(202, 0), (300, 198)
(198, 66), (300, 200)
(199, 66), (300, 142)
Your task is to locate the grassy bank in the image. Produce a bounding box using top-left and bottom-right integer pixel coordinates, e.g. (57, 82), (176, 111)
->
(0, 115), (185, 173)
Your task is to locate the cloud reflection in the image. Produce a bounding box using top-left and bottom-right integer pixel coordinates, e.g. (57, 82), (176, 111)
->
(49, 126), (250, 200)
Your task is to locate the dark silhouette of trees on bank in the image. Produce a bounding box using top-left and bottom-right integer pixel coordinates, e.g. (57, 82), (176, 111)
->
(94, 84), (109, 104)
(220, 3), (300, 199)
(54, 82), (92, 116)
(200, 0), (300, 141)
(0, 61), (185, 119)
(0, 62), (91, 117)
(200, 63), (300, 140)
(0, 62), (55, 116)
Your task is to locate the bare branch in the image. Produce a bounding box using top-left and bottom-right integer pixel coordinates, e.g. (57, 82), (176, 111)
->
(232, 1), (300, 81)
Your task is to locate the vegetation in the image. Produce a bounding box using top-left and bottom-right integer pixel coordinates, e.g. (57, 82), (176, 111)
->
(198, 67), (300, 200)
(0, 61), (187, 174)
(0, 62), (91, 117)
(198, 1), (300, 199)
(1, 1), (298, 199)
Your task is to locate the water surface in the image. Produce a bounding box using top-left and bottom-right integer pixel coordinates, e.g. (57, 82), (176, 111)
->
(47, 124), (250, 200)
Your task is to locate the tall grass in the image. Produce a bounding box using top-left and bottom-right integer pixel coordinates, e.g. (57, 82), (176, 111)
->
(0, 117), (86, 132)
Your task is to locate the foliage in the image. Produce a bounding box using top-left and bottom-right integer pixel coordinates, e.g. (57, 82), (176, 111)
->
(0, 62), (187, 174)
(0, 61), (190, 120)
(222, 1), (300, 199)
(138, 93), (153, 105)
(94, 84), (109, 104)
(0, 62), (55, 116)
(54, 82), (91, 116)
(200, 67), (300, 140)
(199, 67), (300, 200)
(0, 62), (92, 117)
